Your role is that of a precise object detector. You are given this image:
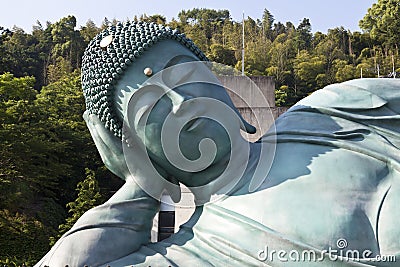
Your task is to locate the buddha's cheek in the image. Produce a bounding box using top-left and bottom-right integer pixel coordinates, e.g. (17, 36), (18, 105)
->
(141, 123), (164, 158)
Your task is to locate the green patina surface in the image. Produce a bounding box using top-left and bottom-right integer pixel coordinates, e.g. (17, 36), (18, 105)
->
(36, 20), (400, 266)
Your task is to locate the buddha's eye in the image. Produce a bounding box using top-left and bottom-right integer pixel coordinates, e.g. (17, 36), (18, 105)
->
(162, 56), (197, 88)
(164, 55), (196, 69)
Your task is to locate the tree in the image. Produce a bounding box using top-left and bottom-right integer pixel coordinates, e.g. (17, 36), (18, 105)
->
(31, 20), (54, 87)
(261, 9), (274, 40)
(207, 43), (236, 66)
(221, 21), (242, 50)
(266, 33), (296, 88)
(333, 59), (357, 82)
(140, 14), (167, 25)
(0, 27), (45, 88)
(275, 85), (288, 107)
(46, 56), (73, 84)
(182, 24), (209, 52)
(49, 15), (85, 69)
(273, 22), (287, 39)
(238, 37), (272, 75)
(178, 8), (230, 51)
(100, 17), (112, 30)
(312, 31), (326, 49)
(359, 0), (400, 51)
(52, 168), (102, 243)
(294, 50), (326, 97)
(34, 70), (122, 209)
(80, 19), (100, 43)
(351, 31), (373, 62)
(0, 73), (65, 262)
(314, 34), (346, 84)
(327, 27), (351, 55)
(295, 18), (312, 51)
(0, 71), (115, 262)
(356, 58), (376, 78)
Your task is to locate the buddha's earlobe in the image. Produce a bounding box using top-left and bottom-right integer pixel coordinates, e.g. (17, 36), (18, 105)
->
(235, 110), (256, 134)
(240, 118), (256, 134)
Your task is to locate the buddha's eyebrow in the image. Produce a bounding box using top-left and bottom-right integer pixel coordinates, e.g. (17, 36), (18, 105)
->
(163, 55), (198, 69)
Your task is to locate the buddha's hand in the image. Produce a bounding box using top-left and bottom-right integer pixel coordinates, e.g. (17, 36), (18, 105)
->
(83, 111), (130, 180)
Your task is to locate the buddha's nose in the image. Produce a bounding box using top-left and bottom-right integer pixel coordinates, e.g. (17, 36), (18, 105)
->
(160, 86), (193, 114)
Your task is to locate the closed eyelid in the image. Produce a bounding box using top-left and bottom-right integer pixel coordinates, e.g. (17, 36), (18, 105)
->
(162, 56), (198, 87)
(163, 55), (198, 69)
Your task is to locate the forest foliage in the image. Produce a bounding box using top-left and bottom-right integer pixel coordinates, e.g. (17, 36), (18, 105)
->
(0, 0), (399, 264)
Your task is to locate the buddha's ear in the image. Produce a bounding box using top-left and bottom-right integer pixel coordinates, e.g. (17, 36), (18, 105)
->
(240, 118), (256, 134)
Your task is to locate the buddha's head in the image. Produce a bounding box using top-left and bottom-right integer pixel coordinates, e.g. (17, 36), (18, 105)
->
(82, 21), (255, 188)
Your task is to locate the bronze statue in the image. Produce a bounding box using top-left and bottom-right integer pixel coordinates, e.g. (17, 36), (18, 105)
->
(36, 21), (399, 266)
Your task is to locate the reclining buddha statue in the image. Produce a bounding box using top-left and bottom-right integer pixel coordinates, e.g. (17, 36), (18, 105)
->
(36, 21), (400, 266)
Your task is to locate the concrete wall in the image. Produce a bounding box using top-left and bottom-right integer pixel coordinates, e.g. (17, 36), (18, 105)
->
(219, 76), (287, 142)
(219, 76), (275, 108)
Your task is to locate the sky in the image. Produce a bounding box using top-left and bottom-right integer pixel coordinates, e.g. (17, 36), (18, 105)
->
(1, 0), (377, 33)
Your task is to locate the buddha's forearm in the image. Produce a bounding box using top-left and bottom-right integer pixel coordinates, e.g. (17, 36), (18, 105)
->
(106, 176), (157, 203)
(35, 180), (160, 267)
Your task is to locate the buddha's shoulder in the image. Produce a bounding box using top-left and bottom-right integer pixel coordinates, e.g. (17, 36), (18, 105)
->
(292, 78), (400, 111)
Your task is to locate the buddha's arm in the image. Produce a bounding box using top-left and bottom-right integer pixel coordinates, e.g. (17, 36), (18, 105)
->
(36, 112), (161, 265)
(35, 179), (159, 267)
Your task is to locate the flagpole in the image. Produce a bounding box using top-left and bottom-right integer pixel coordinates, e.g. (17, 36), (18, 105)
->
(242, 11), (245, 76)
